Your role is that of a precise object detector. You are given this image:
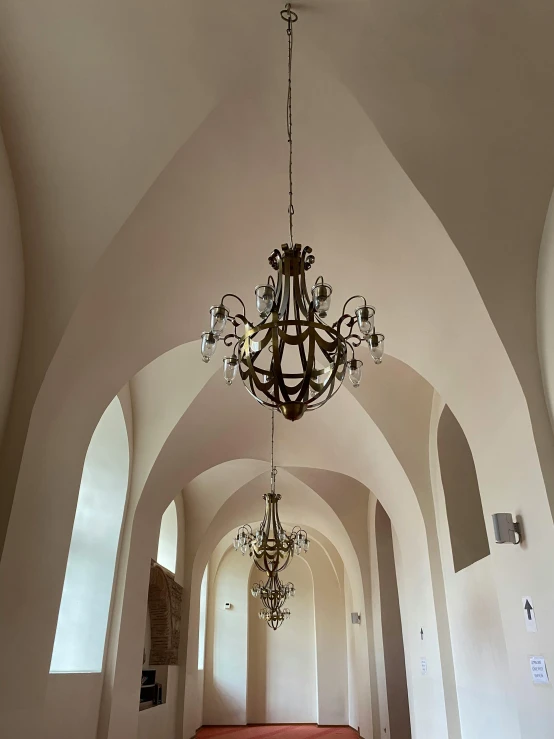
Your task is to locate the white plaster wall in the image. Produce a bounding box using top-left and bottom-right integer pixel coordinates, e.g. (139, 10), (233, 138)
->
(538, 186), (554, 432)
(429, 395), (520, 739)
(247, 556), (317, 724)
(369, 498), (390, 739)
(203, 547), (251, 725)
(138, 498), (185, 739)
(44, 673), (103, 739)
(308, 542), (348, 726)
(138, 704), (169, 739)
(202, 531), (348, 729)
(136, 666), (179, 739)
(344, 571), (359, 731)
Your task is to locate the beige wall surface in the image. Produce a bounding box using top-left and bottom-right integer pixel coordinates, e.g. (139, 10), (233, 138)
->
(248, 558), (317, 724)
(204, 547), (250, 726)
(375, 503), (411, 739)
(44, 673), (103, 739)
(2, 3), (554, 739)
(430, 396), (521, 739)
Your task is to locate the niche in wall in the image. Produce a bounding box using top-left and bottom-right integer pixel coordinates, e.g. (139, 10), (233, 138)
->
(438, 405), (490, 572)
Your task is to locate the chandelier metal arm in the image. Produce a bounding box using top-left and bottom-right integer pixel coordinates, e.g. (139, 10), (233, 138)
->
(341, 295), (367, 317)
(220, 293), (247, 319)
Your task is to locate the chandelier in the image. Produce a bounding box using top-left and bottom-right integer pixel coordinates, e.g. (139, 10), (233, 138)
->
(233, 411), (309, 627)
(200, 3), (384, 422)
(252, 573), (294, 631)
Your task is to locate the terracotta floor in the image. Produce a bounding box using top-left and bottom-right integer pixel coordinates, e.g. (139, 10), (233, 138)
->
(197, 726), (359, 739)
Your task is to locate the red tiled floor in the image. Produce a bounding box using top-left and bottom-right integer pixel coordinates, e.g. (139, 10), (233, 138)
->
(197, 726), (359, 739)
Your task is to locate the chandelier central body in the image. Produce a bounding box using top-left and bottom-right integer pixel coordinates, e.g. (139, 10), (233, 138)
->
(232, 243), (351, 421)
(234, 465), (309, 574)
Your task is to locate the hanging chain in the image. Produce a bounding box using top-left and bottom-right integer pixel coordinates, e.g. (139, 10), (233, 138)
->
(281, 4), (298, 247)
(270, 409), (276, 493)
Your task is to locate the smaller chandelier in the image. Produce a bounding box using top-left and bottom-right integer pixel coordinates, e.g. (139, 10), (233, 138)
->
(233, 464), (310, 576)
(252, 573), (294, 631)
(233, 411), (309, 627)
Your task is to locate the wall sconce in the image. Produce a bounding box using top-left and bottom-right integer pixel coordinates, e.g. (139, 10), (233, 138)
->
(351, 612), (361, 624)
(492, 513), (522, 544)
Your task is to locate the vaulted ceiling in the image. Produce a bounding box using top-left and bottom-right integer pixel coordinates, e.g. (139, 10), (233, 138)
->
(2, 0), (554, 548)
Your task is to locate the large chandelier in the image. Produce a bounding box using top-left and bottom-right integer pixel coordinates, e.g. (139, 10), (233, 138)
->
(233, 411), (309, 627)
(200, 3), (385, 421)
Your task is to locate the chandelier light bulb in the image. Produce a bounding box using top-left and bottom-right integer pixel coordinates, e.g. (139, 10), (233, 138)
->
(255, 284), (276, 318)
(200, 331), (217, 363)
(356, 305), (375, 336)
(210, 304), (229, 336)
(369, 332), (385, 364)
(223, 355), (239, 385)
(348, 358), (363, 388)
(311, 279), (333, 318)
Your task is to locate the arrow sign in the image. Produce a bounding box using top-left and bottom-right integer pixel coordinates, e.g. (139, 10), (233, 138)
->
(524, 600), (533, 620)
(522, 596), (537, 632)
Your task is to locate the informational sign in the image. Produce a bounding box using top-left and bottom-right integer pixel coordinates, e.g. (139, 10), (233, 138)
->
(420, 658), (427, 676)
(530, 656), (549, 685)
(522, 596), (537, 632)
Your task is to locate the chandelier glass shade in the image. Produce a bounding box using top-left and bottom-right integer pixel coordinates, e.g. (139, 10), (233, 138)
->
(200, 4), (384, 422)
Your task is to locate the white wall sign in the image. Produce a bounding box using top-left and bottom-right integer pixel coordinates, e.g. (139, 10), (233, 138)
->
(420, 658), (427, 676)
(530, 656), (549, 685)
(522, 596), (537, 632)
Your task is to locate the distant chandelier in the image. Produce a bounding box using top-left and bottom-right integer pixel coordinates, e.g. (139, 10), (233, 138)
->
(252, 573), (294, 631)
(200, 3), (384, 421)
(233, 411), (309, 627)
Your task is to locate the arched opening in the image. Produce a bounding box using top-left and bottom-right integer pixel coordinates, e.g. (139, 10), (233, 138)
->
(157, 499), (178, 574)
(437, 405), (489, 573)
(202, 521), (353, 731)
(50, 396), (129, 673)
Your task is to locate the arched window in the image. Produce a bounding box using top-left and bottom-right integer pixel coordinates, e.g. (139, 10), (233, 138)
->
(198, 565), (208, 670)
(438, 405), (489, 572)
(157, 500), (178, 573)
(50, 397), (129, 673)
